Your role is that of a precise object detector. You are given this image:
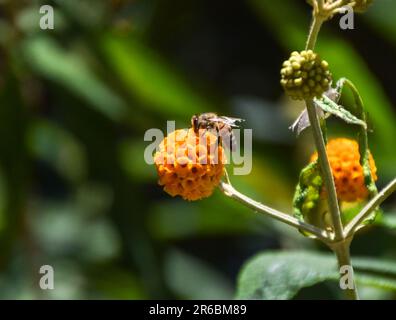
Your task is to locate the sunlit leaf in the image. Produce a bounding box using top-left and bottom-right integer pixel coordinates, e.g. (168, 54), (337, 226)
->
(314, 96), (367, 129)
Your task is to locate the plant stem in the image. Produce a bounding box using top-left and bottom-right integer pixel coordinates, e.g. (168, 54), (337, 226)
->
(306, 6), (345, 239)
(304, 10), (357, 299)
(219, 181), (331, 242)
(306, 100), (344, 241)
(327, 0), (344, 11)
(330, 239), (359, 300)
(327, 0), (351, 12)
(344, 178), (396, 238)
(317, 0), (325, 11)
(305, 15), (324, 51)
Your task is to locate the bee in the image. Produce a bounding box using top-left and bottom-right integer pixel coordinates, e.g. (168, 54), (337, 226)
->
(191, 112), (244, 151)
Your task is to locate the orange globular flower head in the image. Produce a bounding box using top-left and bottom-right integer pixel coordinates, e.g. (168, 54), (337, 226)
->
(311, 138), (377, 202)
(154, 128), (226, 201)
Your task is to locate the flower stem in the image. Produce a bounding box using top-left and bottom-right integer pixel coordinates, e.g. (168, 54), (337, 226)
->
(305, 15), (324, 51)
(219, 181), (331, 242)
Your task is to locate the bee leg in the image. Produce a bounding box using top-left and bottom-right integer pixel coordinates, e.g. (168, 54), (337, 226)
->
(215, 126), (222, 146)
(223, 168), (232, 185)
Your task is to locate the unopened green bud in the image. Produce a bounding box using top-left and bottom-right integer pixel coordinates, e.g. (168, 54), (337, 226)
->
(280, 50), (332, 100)
(353, 0), (374, 13)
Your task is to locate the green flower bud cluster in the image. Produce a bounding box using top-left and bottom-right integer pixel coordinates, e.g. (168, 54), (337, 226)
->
(353, 0), (374, 13)
(295, 161), (323, 216)
(280, 50), (332, 100)
(293, 161), (325, 237)
(301, 174), (322, 215)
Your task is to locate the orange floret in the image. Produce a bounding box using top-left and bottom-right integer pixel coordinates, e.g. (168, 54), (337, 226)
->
(154, 128), (226, 201)
(311, 138), (377, 202)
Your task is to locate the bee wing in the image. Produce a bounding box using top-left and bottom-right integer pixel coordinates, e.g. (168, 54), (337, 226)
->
(208, 116), (245, 127)
(218, 131), (236, 151)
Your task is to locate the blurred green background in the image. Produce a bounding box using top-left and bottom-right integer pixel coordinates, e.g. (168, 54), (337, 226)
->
(0, 0), (395, 299)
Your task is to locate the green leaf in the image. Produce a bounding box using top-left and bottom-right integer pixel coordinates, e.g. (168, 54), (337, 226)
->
(101, 34), (212, 117)
(376, 212), (396, 229)
(236, 251), (338, 299)
(353, 257), (396, 277)
(355, 274), (396, 291)
(22, 36), (129, 122)
(334, 78), (379, 224)
(334, 79), (377, 193)
(314, 96), (367, 129)
(236, 251), (396, 299)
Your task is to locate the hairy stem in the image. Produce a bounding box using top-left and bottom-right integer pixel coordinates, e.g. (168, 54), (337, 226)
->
(219, 181), (331, 242)
(305, 15), (324, 51)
